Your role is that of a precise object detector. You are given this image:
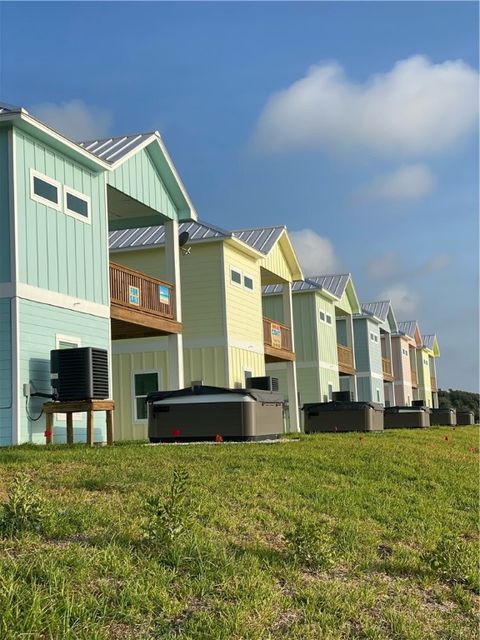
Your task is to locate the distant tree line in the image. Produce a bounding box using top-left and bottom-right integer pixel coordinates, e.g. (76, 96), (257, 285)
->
(438, 389), (479, 421)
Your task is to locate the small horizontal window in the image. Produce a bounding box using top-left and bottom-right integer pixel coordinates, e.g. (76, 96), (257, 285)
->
(319, 311), (326, 322)
(64, 187), (90, 222)
(231, 269), (242, 285)
(30, 170), (61, 210)
(326, 313), (332, 325)
(244, 275), (254, 290)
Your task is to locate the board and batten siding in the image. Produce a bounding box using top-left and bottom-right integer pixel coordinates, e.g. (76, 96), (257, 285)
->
(223, 244), (263, 348)
(0, 128), (11, 283)
(18, 299), (110, 444)
(416, 349), (432, 407)
(228, 346), (265, 388)
(107, 147), (177, 220)
(0, 299), (12, 445)
(14, 128), (109, 305)
(112, 346), (169, 441)
(261, 242), (293, 284)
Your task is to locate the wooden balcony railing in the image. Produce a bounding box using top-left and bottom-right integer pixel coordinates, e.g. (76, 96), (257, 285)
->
(430, 376), (438, 392)
(263, 317), (292, 353)
(110, 262), (175, 318)
(337, 344), (355, 375)
(382, 357), (393, 380)
(411, 369), (418, 387)
(110, 262), (180, 339)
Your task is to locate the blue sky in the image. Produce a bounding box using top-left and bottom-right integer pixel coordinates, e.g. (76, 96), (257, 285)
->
(0, 1), (478, 391)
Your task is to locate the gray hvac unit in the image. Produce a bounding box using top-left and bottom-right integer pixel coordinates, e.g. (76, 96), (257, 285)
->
(332, 390), (354, 402)
(50, 347), (109, 401)
(246, 376), (279, 392)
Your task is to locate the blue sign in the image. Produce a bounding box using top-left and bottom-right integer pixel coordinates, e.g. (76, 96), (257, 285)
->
(159, 284), (170, 304)
(129, 285), (140, 305)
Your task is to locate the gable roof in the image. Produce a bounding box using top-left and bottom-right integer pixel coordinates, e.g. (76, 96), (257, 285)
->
(0, 102), (24, 115)
(422, 334), (440, 356)
(232, 226), (285, 255)
(398, 321), (418, 338)
(361, 301), (390, 322)
(263, 274), (351, 296)
(78, 132), (155, 165)
(109, 219), (230, 251)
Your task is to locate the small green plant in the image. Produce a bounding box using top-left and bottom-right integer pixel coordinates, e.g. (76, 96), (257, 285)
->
(0, 472), (50, 537)
(285, 519), (336, 570)
(423, 534), (479, 591)
(142, 467), (191, 551)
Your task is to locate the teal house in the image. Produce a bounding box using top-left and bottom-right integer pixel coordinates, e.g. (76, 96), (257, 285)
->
(0, 103), (196, 445)
(353, 301), (398, 406)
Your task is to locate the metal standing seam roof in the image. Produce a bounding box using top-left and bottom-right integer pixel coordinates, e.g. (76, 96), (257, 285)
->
(422, 334), (436, 350)
(109, 219), (231, 251)
(397, 321), (419, 339)
(78, 132), (155, 165)
(232, 226), (285, 256)
(263, 274), (351, 297)
(0, 102), (23, 115)
(361, 301), (391, 322)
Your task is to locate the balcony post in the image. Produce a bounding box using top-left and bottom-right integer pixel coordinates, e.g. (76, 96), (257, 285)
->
(346, 315), (358, 401)
(164, 219), (184, 389)
(282, 282), (300, 432)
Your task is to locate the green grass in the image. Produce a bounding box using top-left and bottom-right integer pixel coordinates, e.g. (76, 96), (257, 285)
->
(0, 426), (478, 639)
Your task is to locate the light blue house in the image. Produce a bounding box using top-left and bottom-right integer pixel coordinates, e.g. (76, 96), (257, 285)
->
(353, 301), (398, 406)
(0, 103), (196, 445)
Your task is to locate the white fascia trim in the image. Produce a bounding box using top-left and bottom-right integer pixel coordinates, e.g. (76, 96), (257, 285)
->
(356, 371), (384, 380)
(16, 283), (110, 318)
(1, 112), (110, 171)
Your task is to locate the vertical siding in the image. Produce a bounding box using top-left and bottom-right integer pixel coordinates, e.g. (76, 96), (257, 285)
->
(391, 335), (412, 405)
(336, 318), (347, 345)
(113, 242), (226, 340)
(107, 147), (177, 220)
(15, 129), (108, 305)
(112, 347), (169, 441)
(353, 319), (370, 372)
(0, 128), (11, 283)
(224, 244), (263, 347)
(228, 347), (265, 388)
(18, 299), (110, 444)
(183, 346), (227, 388)
(0, 299), (12, 445)
(262, 295), (284, 324)
(261, 242), (293, 283)
(417, 348), (432, 407)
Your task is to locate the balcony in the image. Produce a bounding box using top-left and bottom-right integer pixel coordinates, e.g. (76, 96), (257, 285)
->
(411, 370), (418, 388)
(263, 317), (295, 363)
(382, 357), (394, 382)
(110, 262), (182, 339)
(337, 344), (355, 376)
(430, 376), (438, 392)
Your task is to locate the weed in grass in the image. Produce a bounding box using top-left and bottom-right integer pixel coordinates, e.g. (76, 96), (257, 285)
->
(0, 472), (50, 538)
(423, 533), (479, 592)
(142, 467), (192, 562)
(285, 518), (336, 571)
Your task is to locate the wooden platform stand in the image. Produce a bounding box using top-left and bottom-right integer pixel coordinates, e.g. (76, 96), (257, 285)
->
(43, 400), (115, 446)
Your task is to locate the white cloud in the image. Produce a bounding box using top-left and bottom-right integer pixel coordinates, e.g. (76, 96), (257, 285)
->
(368, 251), (451, 281)
(289, 229), (342, 276)
(254, 55), (479, 155)
(356, 164), (436, 202)
(30, 100), (113, 141)
(379, 284), (419, 315)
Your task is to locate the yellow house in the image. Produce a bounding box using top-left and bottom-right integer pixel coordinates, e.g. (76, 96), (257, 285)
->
(108, 220), (303, 440)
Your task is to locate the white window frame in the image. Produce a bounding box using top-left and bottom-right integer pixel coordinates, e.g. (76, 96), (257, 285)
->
(132, 370), (160, 423)
(244, 368), (253, 387)
(327, 382), (333, 401)
(55, 334), (82, 422)
(30, 169), (62, 211)
(325, 313), (332, 325)
(376, 388), (381, 402)
(230, 267), (243, 288)
(319, 310), (326, 323)
(63, 185), (91, 224)
(243, 273), (254, 291)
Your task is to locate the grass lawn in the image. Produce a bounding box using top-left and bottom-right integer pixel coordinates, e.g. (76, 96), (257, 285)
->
(0, 426), (478, 639)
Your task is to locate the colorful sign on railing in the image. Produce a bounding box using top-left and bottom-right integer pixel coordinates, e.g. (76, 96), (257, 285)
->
(129, 285), (140, 306)
(159, 284), (170, 305)
(271, 323), (282, 349)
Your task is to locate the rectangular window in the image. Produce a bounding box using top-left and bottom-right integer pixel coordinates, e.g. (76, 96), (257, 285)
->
(319, 311), (326, 323)
(376, 388), (381, 402)
(243, 275), (254, 290)
(231, 269), (242, 286)
(328, 383), (333, 401)
(370, 332), (378, 343)
(325, 313), (332, 325)
(64, 186), (91, 222)
(30, 170), (61, 210)
(134, 372), (159, 421)
(244, 369), (253, 386)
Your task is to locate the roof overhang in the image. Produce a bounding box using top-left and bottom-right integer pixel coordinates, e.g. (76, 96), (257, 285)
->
(276, 229), (304, 281)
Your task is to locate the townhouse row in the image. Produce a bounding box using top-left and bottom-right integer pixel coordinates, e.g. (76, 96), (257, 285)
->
(0, 103), (440, 445)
